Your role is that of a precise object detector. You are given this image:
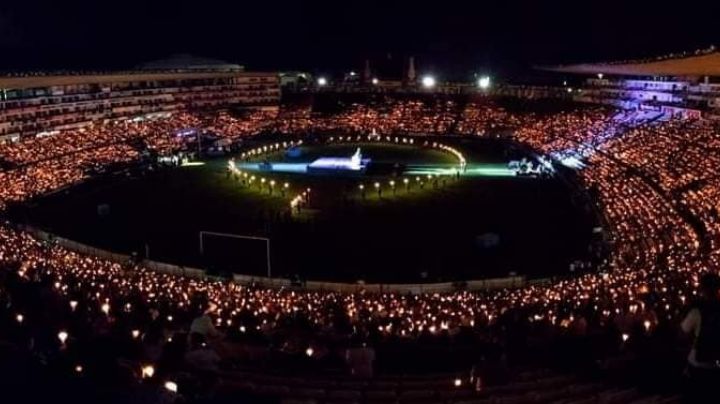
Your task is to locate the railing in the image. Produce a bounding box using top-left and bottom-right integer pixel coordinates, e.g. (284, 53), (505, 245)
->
(20, 224), (528, 294)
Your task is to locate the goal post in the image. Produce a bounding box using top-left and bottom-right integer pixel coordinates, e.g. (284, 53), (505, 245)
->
(199, 231), (272, 278)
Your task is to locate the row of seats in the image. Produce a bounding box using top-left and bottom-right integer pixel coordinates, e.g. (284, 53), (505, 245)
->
(209, 368), (680, 404)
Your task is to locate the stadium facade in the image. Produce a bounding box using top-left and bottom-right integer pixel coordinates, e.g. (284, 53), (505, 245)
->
(0, 57), (280, 142)
(544, 48), (720, 119)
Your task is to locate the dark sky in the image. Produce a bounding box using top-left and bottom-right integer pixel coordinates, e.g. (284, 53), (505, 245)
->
(0, 0), (717, 79)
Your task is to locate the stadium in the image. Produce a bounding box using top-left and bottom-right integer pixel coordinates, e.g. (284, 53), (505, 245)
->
(3, 13), (720, 403)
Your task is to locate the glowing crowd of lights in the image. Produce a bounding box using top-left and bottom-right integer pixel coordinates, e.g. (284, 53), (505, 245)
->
(2, 100), (720, 389)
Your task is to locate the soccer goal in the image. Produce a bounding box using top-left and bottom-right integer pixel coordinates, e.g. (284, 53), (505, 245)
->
(199, 231), (272, 277)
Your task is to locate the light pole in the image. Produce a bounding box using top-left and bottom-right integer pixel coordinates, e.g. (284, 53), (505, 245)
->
(389, 180), (396, 195)
(374, 182), (381, 198)
(404, 178), (409, 192)
(359, 184), (365, 200)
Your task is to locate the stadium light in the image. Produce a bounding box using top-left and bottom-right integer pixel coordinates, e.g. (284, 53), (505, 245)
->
(317, 77), (328, 86)
(421, 75), (436, 88)
(478, 76), (491, 90)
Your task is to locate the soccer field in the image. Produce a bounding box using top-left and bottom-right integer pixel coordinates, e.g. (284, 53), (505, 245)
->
(21, 138), (597, 283)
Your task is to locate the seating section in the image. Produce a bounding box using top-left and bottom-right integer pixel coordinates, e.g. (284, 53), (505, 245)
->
(211, 369), (680, 404)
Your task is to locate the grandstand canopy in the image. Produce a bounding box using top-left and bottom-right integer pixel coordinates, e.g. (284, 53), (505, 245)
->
(541, 51), (720, 77)
(138, 54), (244, 72)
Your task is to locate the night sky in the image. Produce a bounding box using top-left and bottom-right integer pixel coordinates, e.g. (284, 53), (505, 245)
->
(0, 0), (718, 79)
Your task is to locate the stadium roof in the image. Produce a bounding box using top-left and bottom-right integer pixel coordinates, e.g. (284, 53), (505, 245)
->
(138, 54), (244, 71)
(541, 50), (720, 77)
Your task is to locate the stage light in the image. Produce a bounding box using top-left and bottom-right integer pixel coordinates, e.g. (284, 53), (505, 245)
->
(372, 78), (379, 85)
(58, 331), (69, 344)
(306, 347), (314, 357)
(15, 314), (23, 324)
(421, 75), (436, 88)
(349, 71), (356, 76)
(454, 378), (462, 387)
(317, 77), (328, 86)
(478, 76), (491, 89)
(597, 73), (604, 79)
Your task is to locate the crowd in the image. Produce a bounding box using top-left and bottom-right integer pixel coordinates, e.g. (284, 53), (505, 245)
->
(1, 96), (720, 401)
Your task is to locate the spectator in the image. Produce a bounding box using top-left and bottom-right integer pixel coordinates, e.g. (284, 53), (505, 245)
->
(681, 272), (720, 402)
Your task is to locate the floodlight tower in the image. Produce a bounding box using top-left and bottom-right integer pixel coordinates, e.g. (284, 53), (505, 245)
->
(406, 56), (416, 85)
